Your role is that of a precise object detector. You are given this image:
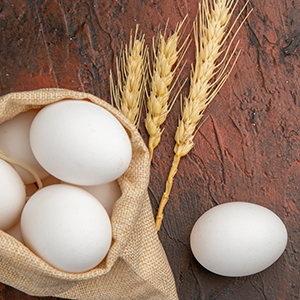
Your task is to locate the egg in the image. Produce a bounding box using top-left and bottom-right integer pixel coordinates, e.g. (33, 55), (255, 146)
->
(29, 100), (132, 186)
(21, 184), (112, 273)
(6, 221), (24, 243)
(62, 180), (122, 217)
(0, 109), (49, 184)
(190, 202), (288, 277)
(0, 158), (26, 231)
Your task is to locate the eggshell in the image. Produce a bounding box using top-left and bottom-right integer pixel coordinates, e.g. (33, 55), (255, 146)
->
(6, 221), (24, 243)
(0, 158), (26, 231)
(190, 202), (288, 277)
(21, 184), (112, 273)
(29, 100), (132, 186)
(0, 109), (49, 184)
(62, 180), (122, 217)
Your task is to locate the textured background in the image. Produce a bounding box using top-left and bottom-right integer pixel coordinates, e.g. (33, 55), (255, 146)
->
(0, 0), (300, 299)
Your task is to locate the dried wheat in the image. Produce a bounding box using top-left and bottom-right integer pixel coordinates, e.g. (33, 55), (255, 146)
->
(156, 0), (251, 231)
(110, 25), (148, 128)
(145, 17), (189, 162)
(0, 148), (43, 190)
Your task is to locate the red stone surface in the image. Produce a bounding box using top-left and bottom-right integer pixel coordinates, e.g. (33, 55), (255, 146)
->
(0, 0), (300, 299)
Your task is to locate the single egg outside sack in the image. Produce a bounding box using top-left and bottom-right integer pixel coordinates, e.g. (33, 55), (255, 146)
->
(190, 202), (288, 277)
(0, 158), (26, 231)
(29, 100), (132, 186)
(0, 109), (49, 184)
(21, 184), (112, 273)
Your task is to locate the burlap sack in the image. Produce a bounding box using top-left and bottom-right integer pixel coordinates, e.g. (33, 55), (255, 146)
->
(0, 88), (178, 300)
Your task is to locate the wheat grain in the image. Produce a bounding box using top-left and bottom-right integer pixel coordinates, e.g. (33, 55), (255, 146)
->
(145, 17), (190, 162)
(155, 0), (250, 231)
(110, 25), (148, 127)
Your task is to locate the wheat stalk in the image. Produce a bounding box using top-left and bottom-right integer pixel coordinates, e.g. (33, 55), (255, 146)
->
(0, 148), (43, 190)
(110, 25), (148, 127)
(155, 0), (251, 231)
(145, 17), (190, 162)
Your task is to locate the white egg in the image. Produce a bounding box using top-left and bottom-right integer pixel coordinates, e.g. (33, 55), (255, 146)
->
(21, 184), (112, 273)
(0, 110), (49, 184)
(190, 202), (288, 277)
(62, 180), (122, 217)
(29, 100), (132, 186)
(6, 221), (24, 243)
(0, 158), (26, 231)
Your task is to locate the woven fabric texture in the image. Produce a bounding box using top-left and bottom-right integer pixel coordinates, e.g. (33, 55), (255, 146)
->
(0, 88), (178, 300)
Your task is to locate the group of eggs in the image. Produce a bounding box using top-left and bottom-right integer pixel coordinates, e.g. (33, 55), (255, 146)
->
(0, 98), (289, 277)
(0, 100), (132, 273)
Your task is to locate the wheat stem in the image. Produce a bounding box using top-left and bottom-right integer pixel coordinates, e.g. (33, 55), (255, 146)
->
(155, 153), (181, 230)
(0, 148), (43, 190)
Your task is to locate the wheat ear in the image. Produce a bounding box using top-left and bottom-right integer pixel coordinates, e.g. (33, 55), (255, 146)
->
(110, 25), (148, 127)
(155, 0), (250, 231)
(145, 17), (190, 162)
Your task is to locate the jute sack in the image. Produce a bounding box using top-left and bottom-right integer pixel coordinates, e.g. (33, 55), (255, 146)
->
(0, 88), (178, 300)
